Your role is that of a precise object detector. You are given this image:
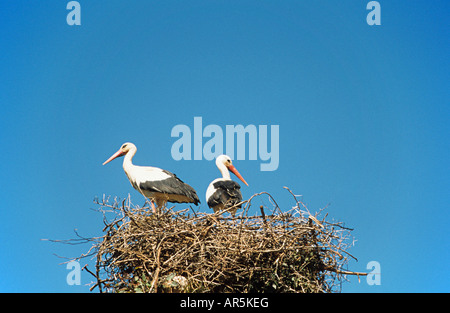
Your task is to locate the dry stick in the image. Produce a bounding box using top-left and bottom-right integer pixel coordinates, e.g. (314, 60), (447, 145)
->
(260, 205), (267, 226)
(150, 245), (162, 293)
(325, 266), (368, 277)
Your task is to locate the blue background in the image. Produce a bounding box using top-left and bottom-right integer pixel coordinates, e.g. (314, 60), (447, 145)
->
(0, 1), (448, 292)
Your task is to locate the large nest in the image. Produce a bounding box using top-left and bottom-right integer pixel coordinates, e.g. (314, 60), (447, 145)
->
(75, 188), (365, 293)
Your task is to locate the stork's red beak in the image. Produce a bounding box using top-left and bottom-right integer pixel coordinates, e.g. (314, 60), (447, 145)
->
(102, 149), (125, 165)
(227, 164), (249, 186)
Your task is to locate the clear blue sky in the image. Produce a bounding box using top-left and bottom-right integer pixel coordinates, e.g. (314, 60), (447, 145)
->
(0, 1), (448, 292)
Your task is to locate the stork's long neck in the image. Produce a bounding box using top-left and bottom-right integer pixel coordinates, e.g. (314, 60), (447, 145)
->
(123, 147), (137, 173)
(217, 162), (231, 180)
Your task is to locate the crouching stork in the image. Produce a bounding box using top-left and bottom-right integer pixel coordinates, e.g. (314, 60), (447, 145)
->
(206, 154), (248, 217)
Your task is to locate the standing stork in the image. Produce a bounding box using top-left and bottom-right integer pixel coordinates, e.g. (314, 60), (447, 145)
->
(206, 155), (248, 217)
(103, 142), (200, 213)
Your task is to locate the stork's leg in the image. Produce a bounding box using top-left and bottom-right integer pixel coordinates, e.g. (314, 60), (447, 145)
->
(150, 201), (157, 214)
(153, 198), (167, 215)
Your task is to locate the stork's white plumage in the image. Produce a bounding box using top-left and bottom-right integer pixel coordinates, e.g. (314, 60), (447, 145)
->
(103, 142), (200, 212)
(206, 155), (248, 217)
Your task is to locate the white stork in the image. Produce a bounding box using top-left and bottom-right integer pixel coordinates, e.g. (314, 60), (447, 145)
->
(103, 142), (200, 213)
(206, 155), (248, 217)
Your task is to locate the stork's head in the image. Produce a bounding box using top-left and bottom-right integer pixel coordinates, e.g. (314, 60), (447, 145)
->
(103, 142), (136, 165)
(216, 154), (249, 186)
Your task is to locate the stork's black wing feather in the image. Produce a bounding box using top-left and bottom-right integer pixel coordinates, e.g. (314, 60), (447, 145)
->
(207, 180), (242, 208)
(139, 170), (200, 205)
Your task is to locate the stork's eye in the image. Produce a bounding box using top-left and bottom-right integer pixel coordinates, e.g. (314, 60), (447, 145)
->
(227, 159), (231, 163)
(121, 144), (127, 149)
